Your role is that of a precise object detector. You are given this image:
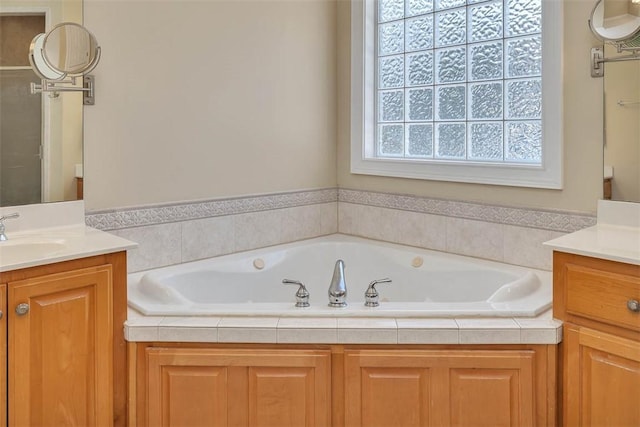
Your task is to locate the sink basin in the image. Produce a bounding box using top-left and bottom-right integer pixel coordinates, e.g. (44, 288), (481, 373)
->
(0, 238), (69, 260)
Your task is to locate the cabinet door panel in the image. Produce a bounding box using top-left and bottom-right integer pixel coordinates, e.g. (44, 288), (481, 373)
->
(449, 369), (521, 427)
(8, 266), (113, 426)
(345, 349), (536, 427)
(566, 326), (640, 427)
(0, 284), (5, 427)
(345, 351), (440, 427)
(145, 348), (331, 427)
(360, 367), (432, 427)
(248, 366), (319, 427)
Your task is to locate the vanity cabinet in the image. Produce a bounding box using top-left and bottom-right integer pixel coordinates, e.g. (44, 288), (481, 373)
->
(0, 252), (128, 427)
(131, 343), (556, 427)
(553, 252), (640, 426)
(345, 349), (537, 426)
(133, 345), (331, 426)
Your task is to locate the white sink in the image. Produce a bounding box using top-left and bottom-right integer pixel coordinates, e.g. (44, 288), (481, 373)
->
(0, 238), (69, 261)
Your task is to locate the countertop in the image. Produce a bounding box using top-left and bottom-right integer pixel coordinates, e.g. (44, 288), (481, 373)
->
(0, 225), (137, 272)
(545, 200), (640, 266)
(125, 308), (563, 345)
(544, 224), (640, 266)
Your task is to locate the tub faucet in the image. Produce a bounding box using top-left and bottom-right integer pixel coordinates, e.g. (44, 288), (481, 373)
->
(328, 259), (347, 307)
(0, 213), (20, 241)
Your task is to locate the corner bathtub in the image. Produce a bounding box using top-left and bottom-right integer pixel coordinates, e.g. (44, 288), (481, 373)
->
(128, 235), (551, 318)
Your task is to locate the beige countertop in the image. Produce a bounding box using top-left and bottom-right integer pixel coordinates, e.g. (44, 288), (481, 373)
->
(0, 201), (136, 272)
(0, 224), (137, 272)
(545, 200), (640, 266)
(545, 224), (640, 265)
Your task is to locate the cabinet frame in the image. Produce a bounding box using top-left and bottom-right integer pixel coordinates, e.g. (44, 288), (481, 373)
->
(131, 342), (557, 427)
(553, 251), (640, 427)
(0, 252), (128, 427)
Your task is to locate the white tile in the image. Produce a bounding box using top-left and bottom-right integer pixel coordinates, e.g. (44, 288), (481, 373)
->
(396, 318), (459, 344)
(124, 326), (159, 342)
(125, 316), (163, 341)
(337, 318), (397, 329)
(319, 202), (338, 235)
(503, 225), (556, 270)
(358, 206), (398, 242)
(218, 317), (279, 328)
(338, 203), (365, 236)
(125, 316), (165, 327)
(446, 217), (504, 262)
(159, 316), (221, 328)
(456, 318), (521, 344)
(234, 210), (283, 252)
(517, 328), (561, 344)
(181, 216), (234, 262)
(277, 328), (338, 344)
(217, 317), (279, 343)
(337, 318), (397, 344)
(281, 205), (322, 243)
(278, 318), (338, 329)
(111, 224), (182, 272)
(514, 316), (563, 344)
(337, 328), (397, 344)
(217, 328), (277, 343)
(393, 211), (448, 251)
(276, 318), (339, 344)
(158, 327), (218, 342)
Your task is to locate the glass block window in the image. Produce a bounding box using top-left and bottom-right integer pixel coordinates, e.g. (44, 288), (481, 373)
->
(376, 0), (543, 164)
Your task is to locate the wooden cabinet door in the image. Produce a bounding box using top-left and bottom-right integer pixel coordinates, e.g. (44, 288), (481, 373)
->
(8, 265), (113, 426)
(345, 349), (536, 427)
(446, 351), (535, 427)
(145, 347), (331, 427)
(564, 325), (640, 427)
(0, 284), (6, 427)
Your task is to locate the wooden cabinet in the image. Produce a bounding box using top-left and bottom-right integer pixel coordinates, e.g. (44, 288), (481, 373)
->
(0, 252), (128, 427)
(554, 252), (640, 426)
(135, 346), (331, 427)
(344, 348), (553, 427)
(0, 285), (6, 426)
(132, 343), (556, 427)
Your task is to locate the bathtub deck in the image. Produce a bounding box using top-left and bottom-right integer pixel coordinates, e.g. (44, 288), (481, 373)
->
(125, 308), (562, 345)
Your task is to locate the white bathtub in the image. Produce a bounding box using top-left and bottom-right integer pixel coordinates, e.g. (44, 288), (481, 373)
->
(128, 235), (551, 318)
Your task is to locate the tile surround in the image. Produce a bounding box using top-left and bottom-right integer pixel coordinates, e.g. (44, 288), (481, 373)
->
(114, 190), (579, 345)
(124, 311), (563, 345)
(87, 188), (595, 272)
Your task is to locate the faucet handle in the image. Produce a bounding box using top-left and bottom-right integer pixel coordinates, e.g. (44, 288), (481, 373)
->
(0, 212), (20, 241)
(364, 278), (392, 307)
(0, 212), (20, 223)
(283, 279), (310, 308)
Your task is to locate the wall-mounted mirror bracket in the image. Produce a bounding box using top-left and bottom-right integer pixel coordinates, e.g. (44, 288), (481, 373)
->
(28, 22), (100, 104)
(30, 75), (95, 105)
(591, 46), (640, 77)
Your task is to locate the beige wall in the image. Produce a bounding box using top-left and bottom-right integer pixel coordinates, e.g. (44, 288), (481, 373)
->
(83, 0), (337, 211)
(337, 0), (604, 213)
(84, 0), (606, 214)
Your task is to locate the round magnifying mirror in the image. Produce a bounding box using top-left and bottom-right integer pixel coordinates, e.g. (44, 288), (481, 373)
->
(42, 22), (100, 75)
(29, 33), (67, 81)
(589, 0), (640, 42)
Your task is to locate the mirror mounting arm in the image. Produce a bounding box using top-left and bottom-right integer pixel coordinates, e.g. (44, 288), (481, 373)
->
(590, 47), (640, 78)
(30, 75), (96, 105)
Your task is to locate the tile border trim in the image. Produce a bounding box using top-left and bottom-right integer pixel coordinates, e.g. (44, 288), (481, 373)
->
(86, 187), (595, 234)
(338, 188), (596, 233)
(86, 188), (338, 230)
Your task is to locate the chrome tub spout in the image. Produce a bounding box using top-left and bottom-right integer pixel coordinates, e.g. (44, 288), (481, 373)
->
(328, 259), (347, 307)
